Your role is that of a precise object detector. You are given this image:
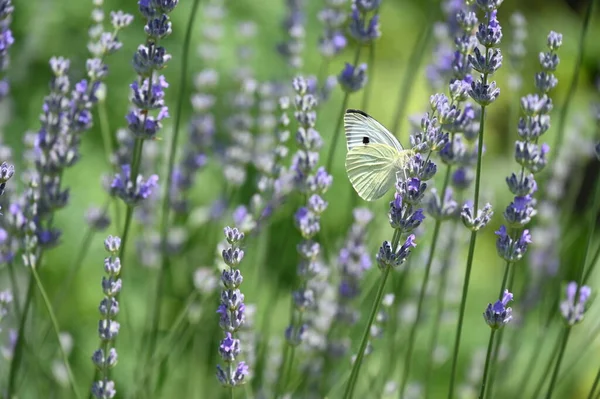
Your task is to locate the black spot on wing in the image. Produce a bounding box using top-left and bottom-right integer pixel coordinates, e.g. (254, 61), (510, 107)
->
(346, 109), (371, 118)
(362, 137), (370, 144)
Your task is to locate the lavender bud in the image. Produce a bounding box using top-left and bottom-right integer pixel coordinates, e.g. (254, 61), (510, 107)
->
(483, 290), (513, 329)
(461, 203), (493, 231)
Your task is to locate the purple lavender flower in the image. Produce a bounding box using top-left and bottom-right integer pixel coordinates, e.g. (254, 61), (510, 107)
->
(277, 0), (305, 70)
(284, 76), (332, 349)
(91, 235), (122, 399)
(348, 5), (380, 44)
(0, 0), (14, 101)
(328, 208), (373, 356)
(483, 290), (513, 329)
(216, 227), (249, 387)
(560, 282), (592, 326)
(0, 161), (13, 197)
(110, 164), (158, 206)
(318, 0), (348, 58)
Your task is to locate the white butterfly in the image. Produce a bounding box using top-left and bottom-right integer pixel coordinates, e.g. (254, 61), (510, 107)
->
(344, 109), (413, 201)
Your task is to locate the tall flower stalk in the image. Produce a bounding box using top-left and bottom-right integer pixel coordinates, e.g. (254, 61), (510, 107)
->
(277, 76), (332, 396)
(483, 30), (562, 398)
(447, 2), (503, 397)
(325, 0), (380, 171)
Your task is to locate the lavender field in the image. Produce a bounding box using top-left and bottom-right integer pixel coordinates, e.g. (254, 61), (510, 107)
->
(0, 0), (599, 398)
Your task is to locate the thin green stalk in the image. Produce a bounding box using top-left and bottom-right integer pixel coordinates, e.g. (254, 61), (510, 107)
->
(343, 229), (401, 399)
(325, 46), (362, 172)
(530, 331), (562, 398)
(447, 50), (490, 397)
(399, 165), (451, 397)
(98, 99), (122, 229)
(132, 291), (199, 396)
(7, 275), (34, 396)
(485, 263), (517, 399)
(552, 0), (597, 153)
(30, 265), (81, 399)
(478, 329), (497, 399)
(53, 226), (96, 310)
(390, 21), (433, 135)
(149, 0), (201, 369)
(479, 260), (511, 399)
(583, 240), (600, 285)
(7, 260), (21, 318)
(274, 297), (295, 398)
(556, 318), (600, 387)
(360, 44), (375, 112)
(545, 328), (571, 399)
(423, 222), (454, 399)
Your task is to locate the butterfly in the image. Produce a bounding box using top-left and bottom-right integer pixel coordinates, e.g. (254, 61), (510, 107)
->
(344, 109), (414, 201)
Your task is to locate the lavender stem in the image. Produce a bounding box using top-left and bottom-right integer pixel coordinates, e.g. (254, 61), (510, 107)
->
(150, 0), (202, 367)
(399, 162), (452, 397)
(31, 263), (81, 399)
(325, 45), (362, 172)
(551, 0), (597, 153)
(343, 228), (401, 399)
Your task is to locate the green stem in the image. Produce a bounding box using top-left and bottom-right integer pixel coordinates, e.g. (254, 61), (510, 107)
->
(478, 329), (497, 399)
(399, 165), (451, 397)
(98, 99), (122, 229)
(583, 241), (600, 285)
(423, 222), (454, 399)
(390, 21), (433, 134)
(447, 57), (490, 397)
(481, 260), (512, 399)
(325, 46), (362, 172)
(274, 297), (295, 398)
(360, 44), (375, 112)
(131, 291), (199, 396)
(343, 229), (401, 399)
(7, 260), (21, 318)
(552, 0), (597, 153)
(149, 0), (201, 370)
(30, 265), (81, 399)
(590, 367), (600, 399)
(485, 262), (516, 399)
(530, 330), (562, 398)
(577, 166), (600, 289)
(7, 275), (34, 396)
(544, 327), (571, 399)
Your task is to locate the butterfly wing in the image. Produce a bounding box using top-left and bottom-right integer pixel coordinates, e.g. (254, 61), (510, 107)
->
(344, 109), (404, 152)
(345, 143), (404, 201)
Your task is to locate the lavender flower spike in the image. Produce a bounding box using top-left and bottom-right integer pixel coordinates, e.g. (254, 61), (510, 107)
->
(560, 282), (592, 326)
(216, 227), (249, 387)
(91, 235), (122, 399)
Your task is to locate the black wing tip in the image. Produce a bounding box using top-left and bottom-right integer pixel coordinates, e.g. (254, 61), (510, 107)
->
(346, 109), (370, 118)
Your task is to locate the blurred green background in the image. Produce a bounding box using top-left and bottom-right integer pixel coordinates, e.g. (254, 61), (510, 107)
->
(2, 0), (600, 397)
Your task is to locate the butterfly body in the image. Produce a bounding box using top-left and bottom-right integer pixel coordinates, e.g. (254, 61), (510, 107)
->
(344, 109), (413, 201)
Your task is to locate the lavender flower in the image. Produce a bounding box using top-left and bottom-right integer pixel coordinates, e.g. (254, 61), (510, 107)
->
(560, 282), (592, 326)
(216, 227), (249, 387)
(91, 235), (122, 399)
(483, 290), (513, 329)
(170, 1), (222, 213)
(495, 32), (562, 265)
(0, 0), (14, 101)
(285, 77), (332, 350)
(318, 0), (348, 58)
(278, 0), (305, 70)
(329, 208), (373, 357)
(0, 160), (13, 197)
(85, 206), (111, 231)
(110, 164), (158, 206)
